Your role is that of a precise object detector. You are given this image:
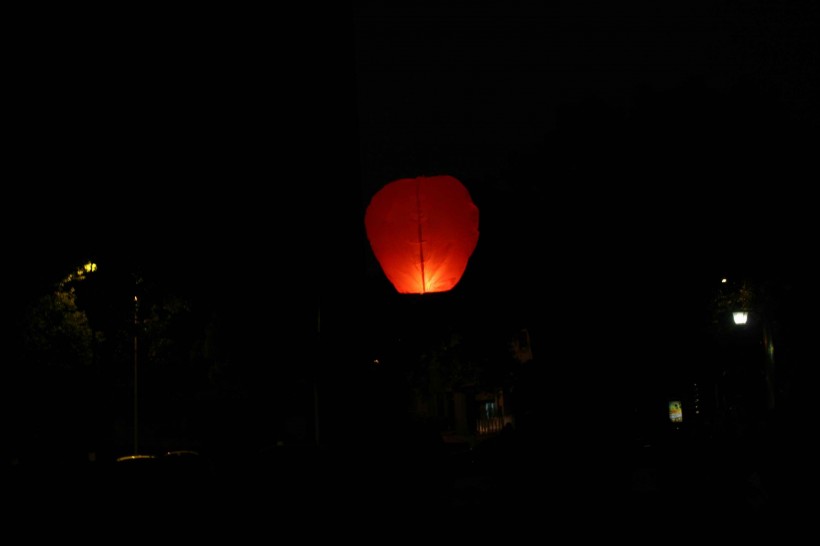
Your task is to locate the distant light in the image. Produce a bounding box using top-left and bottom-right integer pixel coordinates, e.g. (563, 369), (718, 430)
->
(733, 311), (748, 325)
(721, 278), (727, 283)
(669, 400), (683, 423)
(116, 454), (156, 462)
(62, 260), (98, 287)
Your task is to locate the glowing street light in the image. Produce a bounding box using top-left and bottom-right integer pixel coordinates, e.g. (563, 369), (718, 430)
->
(732, 311), (748, 325)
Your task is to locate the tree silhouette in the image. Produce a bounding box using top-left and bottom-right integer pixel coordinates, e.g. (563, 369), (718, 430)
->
(22, 286), (95, 373)
(7, 260), (239, 460)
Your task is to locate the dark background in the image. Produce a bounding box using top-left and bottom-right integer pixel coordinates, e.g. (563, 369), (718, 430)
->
(4, 2), (818, 484)
(353, 0), (818, 441)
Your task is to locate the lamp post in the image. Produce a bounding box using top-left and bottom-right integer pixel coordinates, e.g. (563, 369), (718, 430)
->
(133, 293), (139, 455)
(116, 277), (158, 465)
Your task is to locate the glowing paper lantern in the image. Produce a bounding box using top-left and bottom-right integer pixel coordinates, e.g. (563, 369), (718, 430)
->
(365, 175), (479, 294)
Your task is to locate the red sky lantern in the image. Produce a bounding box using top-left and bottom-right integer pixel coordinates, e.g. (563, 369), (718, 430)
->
(365, 175), (479, 294)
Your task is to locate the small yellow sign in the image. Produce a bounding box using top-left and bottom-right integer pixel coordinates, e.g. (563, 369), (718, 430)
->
(669, 400), (683, 423)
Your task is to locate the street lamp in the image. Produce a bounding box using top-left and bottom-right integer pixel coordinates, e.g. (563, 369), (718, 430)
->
(732, 311), (748, 325)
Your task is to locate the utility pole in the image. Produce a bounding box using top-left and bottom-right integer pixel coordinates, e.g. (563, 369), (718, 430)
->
(133, 293), (139, 455)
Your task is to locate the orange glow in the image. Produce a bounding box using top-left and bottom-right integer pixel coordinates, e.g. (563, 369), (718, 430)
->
(365, 175), (479, 294)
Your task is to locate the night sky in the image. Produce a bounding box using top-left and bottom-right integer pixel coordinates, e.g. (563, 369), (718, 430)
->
(351, 5), (818, 524)
(8, 3), (816, 315)
(4, 3), (819, 510)
(354, 2), (817, 372)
